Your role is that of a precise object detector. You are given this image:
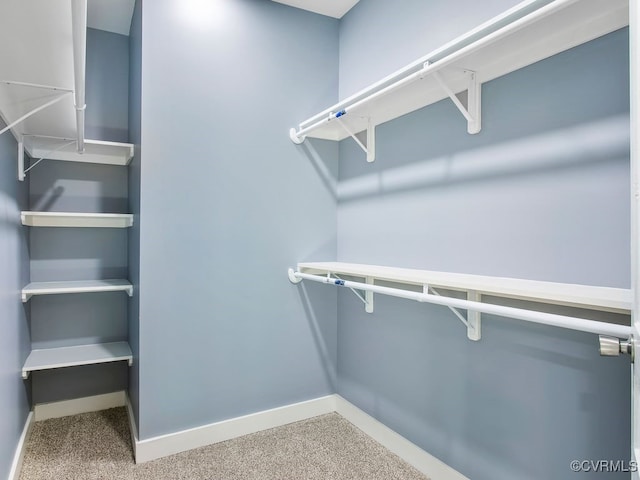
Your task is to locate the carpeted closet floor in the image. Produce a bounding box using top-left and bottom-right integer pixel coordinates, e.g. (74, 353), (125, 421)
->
(19, 408), (430, 480)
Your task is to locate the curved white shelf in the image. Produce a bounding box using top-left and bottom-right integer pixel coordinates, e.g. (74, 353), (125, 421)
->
(21, 211), (134, 228)
(297, 262), (631, 314)
(290, 0), (628, 159)
(22, 342), (133, 379)
(21, 279), (133, 303)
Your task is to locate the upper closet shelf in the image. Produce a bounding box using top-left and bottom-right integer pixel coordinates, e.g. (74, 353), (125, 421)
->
(289, 0), (629, 161)
(290, 262), (632, 343)
(0, 0), (87, 151)
(22, 279), (134, 303)
(21, 211), (134, 228)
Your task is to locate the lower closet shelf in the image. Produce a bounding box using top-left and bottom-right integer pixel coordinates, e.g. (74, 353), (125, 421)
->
(22, 342), (133, 379)
(21, 211), (134, 228)
(22, 279), (133, 303)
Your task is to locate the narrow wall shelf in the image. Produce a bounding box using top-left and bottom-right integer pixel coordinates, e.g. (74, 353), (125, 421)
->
(291, 262), (632, 341)
(297, 262), (631, 314)
(289, 0), (628, 161)
(22, 342), (133, 379)
(21, 279), (133, 303)
(21, 211), (134, 228)
(22, 136), (134, 166)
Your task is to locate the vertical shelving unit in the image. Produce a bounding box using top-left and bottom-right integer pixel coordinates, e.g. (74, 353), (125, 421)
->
(19, 144), (135, 379)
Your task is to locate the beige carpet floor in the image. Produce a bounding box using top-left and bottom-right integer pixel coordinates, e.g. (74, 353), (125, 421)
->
(19, 408), (430, 480)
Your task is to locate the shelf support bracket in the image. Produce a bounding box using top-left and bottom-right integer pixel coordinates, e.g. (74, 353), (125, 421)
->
(432, 69), (481, 134)
(365, 277), (374, 313)
(21, 292), (32, 303)
(335, 274), (374, 312)
(428, 286), (481, 340)
(336, 116), (376, 163)
(17, 137), (77, 182)
(22, 370), (29, 380)
(467, 290), (482, 341)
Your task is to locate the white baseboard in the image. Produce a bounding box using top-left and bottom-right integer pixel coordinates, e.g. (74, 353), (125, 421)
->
(134, 395), (336, 463)
(334, 395), (469, 480)
(34, 391), (127, 421)
(8, 411), (34, 480)
(125, 396), (139, 461)
(130, 394), (466, 479)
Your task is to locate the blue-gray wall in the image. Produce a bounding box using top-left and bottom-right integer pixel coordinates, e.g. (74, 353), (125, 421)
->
(335, 1), (631, 478)
(136, 0), (339, 439)
(86, 28), (129, 142)
(0, 121), (30, 479)
(128, 0), (142, 433)
(27, 28), (131, 404)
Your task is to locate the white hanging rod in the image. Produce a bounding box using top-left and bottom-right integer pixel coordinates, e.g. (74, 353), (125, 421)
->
(291, 0), (577, 142)
(71, 0), (87, 153)
(288, 269), (632, 339)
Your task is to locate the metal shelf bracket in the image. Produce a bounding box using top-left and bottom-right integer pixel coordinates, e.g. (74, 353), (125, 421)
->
(431, 67), (481, 134)
(428, 286), (481, 341)
(17, 135), (77, 182)
(336, 116), (376, 163)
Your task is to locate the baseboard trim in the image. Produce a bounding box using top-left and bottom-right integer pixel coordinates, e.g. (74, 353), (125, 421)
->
(34, 391), (127, 421)
(131, 394), (466, 479)
(334, 395), (469, 480)
(8, 411), (34, 480)
(134, 395), (336, 463)
(125, 396), (139, 461)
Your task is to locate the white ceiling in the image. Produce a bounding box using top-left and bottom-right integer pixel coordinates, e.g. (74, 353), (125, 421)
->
(271, 0), (360, 18)
(87, 0), (135, 36)
(86, 0), (360, 37)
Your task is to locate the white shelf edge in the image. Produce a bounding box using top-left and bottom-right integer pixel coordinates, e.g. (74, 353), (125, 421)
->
(21, 279), (133, 303)
(21, 211), (133, 228)
(22, 342), (133, 379)
(23, 135), (134, 166)
(297, 262), (632, 315)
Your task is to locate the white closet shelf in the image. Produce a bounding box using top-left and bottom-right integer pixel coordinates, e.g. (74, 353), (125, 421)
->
(22, 342), (133, 379)
(21, 279), (133, 303)
(290, 0), (628, 156)
(23, 136), (134, 166)
(21, 211), (134, 228)
(296, 262), (632, 315)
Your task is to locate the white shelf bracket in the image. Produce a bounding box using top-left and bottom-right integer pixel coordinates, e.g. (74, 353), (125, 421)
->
(336, 116), (376, 162)
(365, 277), (374, 313)
(431, 68), (481, 134)
(334, 274), (372, 310)
(467, 290), (482, 341)
(18, 137), (77, 181)
(22, 370), (29, 380)
(428, 286), (481, 340)
(125, 285), (134, 297)
(21, 292), (32, 303)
